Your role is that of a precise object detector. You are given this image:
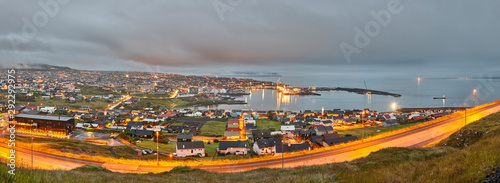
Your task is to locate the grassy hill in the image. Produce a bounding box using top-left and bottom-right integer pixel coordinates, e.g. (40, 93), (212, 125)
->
(2, 112), (500, 182)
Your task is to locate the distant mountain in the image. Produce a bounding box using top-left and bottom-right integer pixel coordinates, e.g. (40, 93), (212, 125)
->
(0, 63), (74, 71)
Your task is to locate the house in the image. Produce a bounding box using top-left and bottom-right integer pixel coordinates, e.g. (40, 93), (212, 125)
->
(126, 121), (144, 130)
(412, 115), (425, 121)
(171, 125), (184, 133)
(129, 129), (153, 138)
(252, 130), (271, 140)
(223, 131), (240, 140)
(176, 141), (205, 157)
(313, 125), (334, 136)
(293, 122), (307, 129)
(177, 134), (193, 142)
(93, 120), (109, 128)
(281, 125), (296, 138)
(218, 140), (248, 155)
(324, 136), (358, 147)
(39, 107), (56, 114)
(253, 138), (282, 155)
(275, 143), (312, 155)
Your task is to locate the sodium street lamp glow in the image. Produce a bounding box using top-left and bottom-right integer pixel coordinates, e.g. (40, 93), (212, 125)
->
(473, 89), (477, 107)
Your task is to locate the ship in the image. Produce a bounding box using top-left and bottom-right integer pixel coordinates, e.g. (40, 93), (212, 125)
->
(433, 95), (446, 99)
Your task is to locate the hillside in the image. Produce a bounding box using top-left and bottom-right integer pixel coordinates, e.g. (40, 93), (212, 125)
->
(2, 112), (500, 182)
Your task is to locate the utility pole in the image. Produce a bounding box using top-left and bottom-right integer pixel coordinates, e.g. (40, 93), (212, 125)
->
(473, 89), (477, 107)
(31, 137), (34, 168)
(156, 131), (159, 166)
(361, 111), (364, 142)
(281, 141), (284, 169)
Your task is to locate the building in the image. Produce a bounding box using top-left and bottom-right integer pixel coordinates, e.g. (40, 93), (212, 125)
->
(218, 140), (248, 155)
(252, 130), (271, 140)
(177, 134), (193, 142)
(253, 138), (281, 155)
(14, 114), (75, 135)
(176, 141), (205, 157)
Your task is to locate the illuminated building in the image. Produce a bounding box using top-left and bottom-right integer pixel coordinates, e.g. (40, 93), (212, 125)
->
(14, 114), (75, 136)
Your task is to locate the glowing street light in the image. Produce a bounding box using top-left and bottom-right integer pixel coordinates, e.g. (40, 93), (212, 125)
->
(156, 131), (159, 166)
(473, 89), (477, 107)
(392, 103), (397, 112)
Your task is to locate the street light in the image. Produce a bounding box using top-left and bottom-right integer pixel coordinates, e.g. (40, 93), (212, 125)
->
(282, 141), (285, 169)
(31, 137), (34, 169)
(473, 89), (477, 107)
(156, 131), (159, 166)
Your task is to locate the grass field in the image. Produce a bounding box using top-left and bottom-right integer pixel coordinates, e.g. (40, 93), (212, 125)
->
(199, 121), (226, 136)
(336, 121), (424, 138)
(135, 140), (177, 153)
(255, 119), (282, 131)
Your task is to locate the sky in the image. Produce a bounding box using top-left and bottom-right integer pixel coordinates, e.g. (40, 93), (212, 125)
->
(0, 0), (499, 72)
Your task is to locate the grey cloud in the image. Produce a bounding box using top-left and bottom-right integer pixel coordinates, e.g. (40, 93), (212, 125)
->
(0, 0), (499, 70)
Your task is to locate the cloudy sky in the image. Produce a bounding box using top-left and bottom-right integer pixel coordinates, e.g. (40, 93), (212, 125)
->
(1, 0), (499, 71)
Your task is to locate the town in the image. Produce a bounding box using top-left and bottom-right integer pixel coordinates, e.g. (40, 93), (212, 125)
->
(0, 67), (465, 161)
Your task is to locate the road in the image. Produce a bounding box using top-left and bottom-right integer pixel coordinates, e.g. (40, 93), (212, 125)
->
(2, 100), (500, 173)
(108, 95), (131, 110)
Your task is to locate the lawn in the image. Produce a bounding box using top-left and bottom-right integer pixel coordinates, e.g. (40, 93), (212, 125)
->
(135, 140), (177, 153)
(256, 119), (282, 131)
(336, 121), (424, 138)
(199, 121), (226, 136)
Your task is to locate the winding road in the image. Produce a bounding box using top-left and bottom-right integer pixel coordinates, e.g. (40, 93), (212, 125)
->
(2, 100), (500, 173)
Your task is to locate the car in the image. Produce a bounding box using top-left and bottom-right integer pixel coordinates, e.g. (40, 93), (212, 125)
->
(145, 149), (153, 154)
(142, 150), (147, 155)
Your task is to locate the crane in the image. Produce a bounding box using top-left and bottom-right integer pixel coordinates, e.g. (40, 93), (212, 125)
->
(364, 81), (371, 95)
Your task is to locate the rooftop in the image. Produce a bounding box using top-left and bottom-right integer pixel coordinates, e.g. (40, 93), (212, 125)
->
(15, 114), (74, 122)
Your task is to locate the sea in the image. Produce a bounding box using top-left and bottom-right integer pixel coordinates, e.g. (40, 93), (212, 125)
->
(158, 63), (500, 112)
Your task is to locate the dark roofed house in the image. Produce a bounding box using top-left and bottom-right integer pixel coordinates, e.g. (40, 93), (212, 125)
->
(126, 121), (143, 130)
(276, 143), (312, 154)
(129, 129), (153, 138)
(293, 122), (307, 129)
(314, 125), (334, 136)
(253, 138), (282, 155)
(252, 130), (271, 140)
(324, 136), (358, 146)
(218, 140), (248, 155)
(171, 125), (184, 133)
(245, 123), (257, 131)
(177, 134), (193, 142)
(176, 141), (205, 157)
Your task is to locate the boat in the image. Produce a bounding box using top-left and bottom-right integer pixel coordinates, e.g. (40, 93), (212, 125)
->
(433, 95), (446, 99)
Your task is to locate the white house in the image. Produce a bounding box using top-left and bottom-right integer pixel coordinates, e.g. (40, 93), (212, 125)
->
(281, 125), (295, 139)
(253, 139), (280, 155)
(39, 107), (55, 114)
(176, 141), (205, 157)
(218, 141), (248, 155)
